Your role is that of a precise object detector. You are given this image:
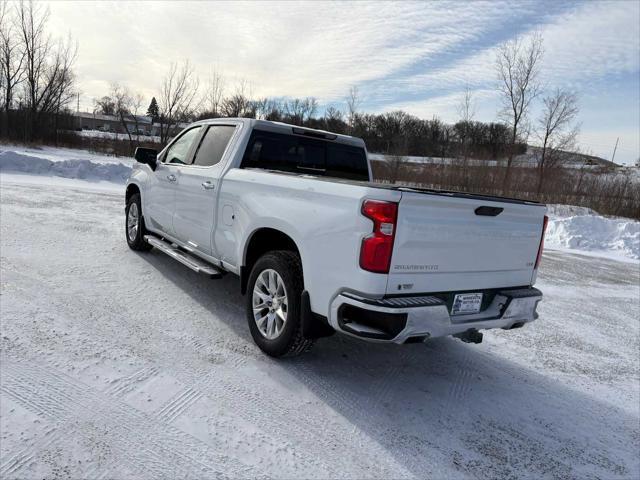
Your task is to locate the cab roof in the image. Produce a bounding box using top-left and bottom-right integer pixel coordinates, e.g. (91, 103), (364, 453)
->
(194, 118), (366, 148)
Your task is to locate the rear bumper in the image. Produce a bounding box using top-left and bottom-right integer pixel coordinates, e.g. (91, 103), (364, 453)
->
(328, 287), (542, 343)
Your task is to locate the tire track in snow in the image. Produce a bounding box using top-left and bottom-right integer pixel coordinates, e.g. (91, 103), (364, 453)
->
(445, 344), (475, 403)
(3, 246), (411, 477)
(1, 270), (336, 478)
(1, 355), (259, 479)
(4, 270), (390, 478)
(192, 372), (359, 478)
(0, 427), (57, 477)
(105, 366), (160, 398)
(290, 355), (443, 479)
(155, 387), (203, 423)
(3, 269), (380, 478)
(4, 266), (251, 375)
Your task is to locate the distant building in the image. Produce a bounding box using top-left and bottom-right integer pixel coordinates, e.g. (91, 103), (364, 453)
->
(71, 112), (187, 137)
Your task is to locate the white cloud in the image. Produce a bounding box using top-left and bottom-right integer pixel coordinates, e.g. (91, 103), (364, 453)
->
(45, 0), (538, 105)
(376, 1), (640, 97)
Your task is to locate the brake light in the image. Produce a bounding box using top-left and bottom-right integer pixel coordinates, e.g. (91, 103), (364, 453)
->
(360, 200), (398, 273)
(535, 215), (549, 269)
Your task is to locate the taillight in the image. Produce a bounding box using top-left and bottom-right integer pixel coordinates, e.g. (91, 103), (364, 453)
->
(535, 215), (549, 269)
(360, 200), (398, 273)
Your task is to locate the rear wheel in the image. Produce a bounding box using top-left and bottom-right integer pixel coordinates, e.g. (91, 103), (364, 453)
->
(125, 193), (152, 251)
(246, 251), (314, 357)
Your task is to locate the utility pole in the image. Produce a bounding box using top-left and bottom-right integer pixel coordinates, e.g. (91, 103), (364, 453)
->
(611, 137), (619, 164)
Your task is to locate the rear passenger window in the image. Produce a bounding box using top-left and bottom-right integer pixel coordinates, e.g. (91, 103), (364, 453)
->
(192, 125), (236, 167)
(241, 130), (369, 181)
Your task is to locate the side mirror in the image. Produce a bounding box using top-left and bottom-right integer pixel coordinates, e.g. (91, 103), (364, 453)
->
(134, 147), (158, 170)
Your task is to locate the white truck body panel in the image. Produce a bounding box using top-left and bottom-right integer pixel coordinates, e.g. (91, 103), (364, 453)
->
(388, 191), (546, 295)
(215, 167), (400, 314)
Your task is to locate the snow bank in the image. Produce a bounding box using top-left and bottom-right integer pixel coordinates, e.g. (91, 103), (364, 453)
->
(0, 150), (132, 183)
(546, 204), (639, 262)
(0, 144), (134, 165)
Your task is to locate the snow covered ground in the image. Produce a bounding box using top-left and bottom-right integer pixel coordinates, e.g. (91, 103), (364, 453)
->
(1, 169), (639, 478)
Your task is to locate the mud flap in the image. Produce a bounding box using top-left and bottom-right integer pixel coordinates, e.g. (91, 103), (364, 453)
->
(301, 290), (335, 339)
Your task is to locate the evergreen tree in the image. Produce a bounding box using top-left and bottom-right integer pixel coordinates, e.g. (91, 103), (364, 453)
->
(147, 97), (159, 122)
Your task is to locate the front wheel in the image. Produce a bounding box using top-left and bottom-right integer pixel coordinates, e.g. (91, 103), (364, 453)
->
(246, 251), (314, 357)
(125, 193), (152, 251)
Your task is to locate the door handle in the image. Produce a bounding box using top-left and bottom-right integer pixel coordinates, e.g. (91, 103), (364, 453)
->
(201, 181), (215, 190)
(167, 174), (177, 182)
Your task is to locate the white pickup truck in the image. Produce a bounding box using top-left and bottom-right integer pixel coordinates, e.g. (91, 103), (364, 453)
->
(125, 118), (548, 357)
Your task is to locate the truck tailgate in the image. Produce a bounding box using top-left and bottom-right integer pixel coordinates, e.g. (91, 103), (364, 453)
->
(387, 191), (546, 294)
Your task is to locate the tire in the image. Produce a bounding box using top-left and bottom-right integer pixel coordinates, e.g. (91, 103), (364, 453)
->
(246, 250), (314, 357)
(125, 193), (152, 251)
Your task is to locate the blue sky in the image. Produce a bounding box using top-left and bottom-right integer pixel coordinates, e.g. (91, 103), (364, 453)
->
(48, 0), (640, 164)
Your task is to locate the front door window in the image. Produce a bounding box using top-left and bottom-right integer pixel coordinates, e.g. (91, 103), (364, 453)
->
(164, 127), (202, 165)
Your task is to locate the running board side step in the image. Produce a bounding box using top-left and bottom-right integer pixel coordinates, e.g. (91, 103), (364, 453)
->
(144, 235), (224, 278)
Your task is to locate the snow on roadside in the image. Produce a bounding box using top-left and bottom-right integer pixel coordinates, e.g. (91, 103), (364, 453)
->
(546, 204), (639, 263)
(0, 172), (124, 193)
(0, 144), (135, 165)
(0, 150), (132, 183)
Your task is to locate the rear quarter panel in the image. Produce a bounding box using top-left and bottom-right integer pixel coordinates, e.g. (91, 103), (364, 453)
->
(216, 169), (400, 316)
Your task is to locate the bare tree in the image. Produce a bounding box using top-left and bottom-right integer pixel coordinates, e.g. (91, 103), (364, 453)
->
(495, 32), (544, 190)
(158, 60), (199, 145)
(283, 97), (317, 125)
(457, 85), (476, 124)
(384, 153), (405, 184)
(1, 0), (26, 125)
(221, 93), (251, 117)
(304, 97), (318, 123)
(346, 85), (361, 133)
(324, 106), (344, 132)
(94, 95), (115, 115)
(50, 35), (77, 143)
(534, 88), (580, 194)
(220, 78), (254, 118)
(253, 97), (282, 121)
(106, 83), (136, 150)
(204, 68), (224, 117)
(17, 0), (77, 140)
(456, 85), (476, 161)
(455, 86), (477, 188)
(131, 91), (144, 136)
(17, 0), (51, 139)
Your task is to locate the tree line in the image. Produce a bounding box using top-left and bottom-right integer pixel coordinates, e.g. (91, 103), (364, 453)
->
(0, 0), (77, 142)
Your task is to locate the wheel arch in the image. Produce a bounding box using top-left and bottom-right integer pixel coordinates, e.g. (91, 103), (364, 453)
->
(240, 227), (302, 295)
(125, 183), (141, 204)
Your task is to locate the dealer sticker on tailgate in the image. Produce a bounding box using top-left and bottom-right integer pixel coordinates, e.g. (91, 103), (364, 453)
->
(451, 293), (483, 315)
